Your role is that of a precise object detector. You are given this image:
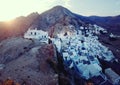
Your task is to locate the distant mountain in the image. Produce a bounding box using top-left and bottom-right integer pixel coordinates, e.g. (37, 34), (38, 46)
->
(0, 12), (39, 41)
(0, 6), (120, 41)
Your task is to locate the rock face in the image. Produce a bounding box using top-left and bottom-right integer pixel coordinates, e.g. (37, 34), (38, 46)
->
(0, 37), (33, 64)
(0, 37), (58, 85)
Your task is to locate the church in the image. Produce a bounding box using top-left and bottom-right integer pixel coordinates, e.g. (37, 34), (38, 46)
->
(24, 28), (48, 43)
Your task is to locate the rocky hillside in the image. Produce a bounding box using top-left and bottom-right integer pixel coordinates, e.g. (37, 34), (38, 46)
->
(0, 12), (39, 41)
(0, 6), (120, 41)
(31, 6), (84, 31)
(0, 37), (58, 85)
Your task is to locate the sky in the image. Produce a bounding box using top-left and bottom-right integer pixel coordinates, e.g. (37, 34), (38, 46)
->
(0, 0), (120, 21)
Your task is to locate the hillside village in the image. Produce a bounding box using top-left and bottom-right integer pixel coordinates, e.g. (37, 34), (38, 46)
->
(24, 24), (120, 85)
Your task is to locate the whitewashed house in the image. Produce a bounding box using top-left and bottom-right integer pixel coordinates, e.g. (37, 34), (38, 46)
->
(51, 24), (115, 80)
(105, 68), (120, 84)
(24, 28), (48, 43)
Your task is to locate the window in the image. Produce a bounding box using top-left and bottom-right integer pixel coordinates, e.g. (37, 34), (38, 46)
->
(65, 57), (67, 60)
(82, 47), (85, 50)
(71, 67), (74, 70)
(34, 32), (36, 35)
(79, 59), (81, 63)
(76, 61), (78, 65)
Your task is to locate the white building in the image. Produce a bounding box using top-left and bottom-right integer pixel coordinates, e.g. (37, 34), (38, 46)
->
(53, 38), (62, 52)
(93, 24), (107, 34)
(105, 68), (120, 84)
(24, 28), (48, 43)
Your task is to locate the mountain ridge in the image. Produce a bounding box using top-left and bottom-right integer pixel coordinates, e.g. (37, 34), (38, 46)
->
(0, 5), (120, 41)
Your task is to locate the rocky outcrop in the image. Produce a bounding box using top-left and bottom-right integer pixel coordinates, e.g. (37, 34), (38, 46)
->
(0, 37), (58, 85)
(0, 37), (33, 64)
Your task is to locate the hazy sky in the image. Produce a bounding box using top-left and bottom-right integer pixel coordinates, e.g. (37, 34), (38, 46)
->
(0, 0), (120, 21)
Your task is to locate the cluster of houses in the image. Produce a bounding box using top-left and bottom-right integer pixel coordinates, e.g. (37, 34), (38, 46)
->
(53, 30), (112, 78)
(24, 25), (120, 85)
(79, 24), (107, 35)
